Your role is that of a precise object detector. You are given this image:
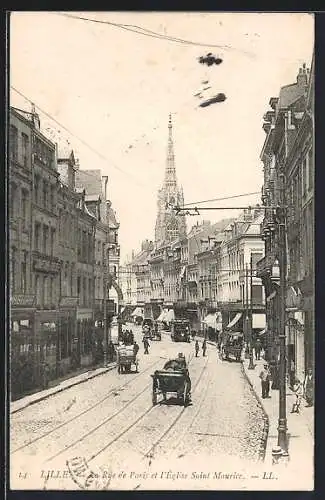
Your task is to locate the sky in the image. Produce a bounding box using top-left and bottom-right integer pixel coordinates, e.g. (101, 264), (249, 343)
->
(10, 12), (314, 263)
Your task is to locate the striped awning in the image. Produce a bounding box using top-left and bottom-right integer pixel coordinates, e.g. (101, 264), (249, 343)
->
(131, 307), (144, 318)
(226, 312), (242, 329)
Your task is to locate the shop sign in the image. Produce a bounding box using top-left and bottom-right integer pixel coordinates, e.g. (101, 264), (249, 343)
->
(11, 294), (36, 307)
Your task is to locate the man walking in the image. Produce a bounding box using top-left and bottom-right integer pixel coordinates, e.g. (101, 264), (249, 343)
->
(202, 339), (207, 357)
(255, 338), (261, 360)
(133, 341), (139, 357)
(304, 368), (314, 407)
(259, 363), (271, 399)
(143, 337), (150, 355)
(195, 340), (199, 357)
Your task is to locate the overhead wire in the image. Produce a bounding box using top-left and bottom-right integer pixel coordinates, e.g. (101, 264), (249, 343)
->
(10, 86), (152, 190)
(54, 12), (255, 57)
(183, 191), (261, 207)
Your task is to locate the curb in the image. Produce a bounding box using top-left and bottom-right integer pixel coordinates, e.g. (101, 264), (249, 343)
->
(10, 363), (116, 415)
(240, 362), (269, 462)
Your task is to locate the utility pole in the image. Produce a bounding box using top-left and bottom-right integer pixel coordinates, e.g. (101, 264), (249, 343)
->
(248, 254), (255, 370)
(103, 239), (110, 368)
(277, 170), (288, 454)
(245, 263), (250, 359)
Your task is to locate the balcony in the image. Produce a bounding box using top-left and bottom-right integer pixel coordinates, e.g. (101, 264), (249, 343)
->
(256, 251), (277, 278)
(33, 251), (61, 274)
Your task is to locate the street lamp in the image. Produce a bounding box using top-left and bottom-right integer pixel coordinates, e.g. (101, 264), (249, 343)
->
(248, 254), (255, 370)
(276, 172), (288, 455)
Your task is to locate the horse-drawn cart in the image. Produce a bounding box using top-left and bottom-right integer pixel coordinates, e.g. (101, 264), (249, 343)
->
(151, 357), (191, 406)
(117, 345), (139, 373)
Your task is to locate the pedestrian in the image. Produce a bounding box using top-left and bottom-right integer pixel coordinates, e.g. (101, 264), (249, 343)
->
(202, 339), (207, 357)
(255, 338), (261, 360)
(133, 341), (139, 357)
(108, 341), (115, 363)
(259, 363), (271, 399)
(291, 378), (303, 413)
(195, 340), (199, 357)
(143, 337), (150, 354)
(303, 368), (314, 407)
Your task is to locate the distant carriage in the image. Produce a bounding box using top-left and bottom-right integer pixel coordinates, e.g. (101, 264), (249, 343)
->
(222, 332), (244, 362)
(116, 345), (139, 373)
(151, 356), (191, 406)
(170, 320), (191, 343)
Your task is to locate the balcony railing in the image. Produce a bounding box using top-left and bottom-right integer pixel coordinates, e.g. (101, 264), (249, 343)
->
(11, 294), (36, 307)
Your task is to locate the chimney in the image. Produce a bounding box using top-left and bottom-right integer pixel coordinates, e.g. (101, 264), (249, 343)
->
(297, 64), (308, 88)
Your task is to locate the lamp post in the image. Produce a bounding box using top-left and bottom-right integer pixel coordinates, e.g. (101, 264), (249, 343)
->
(277, 171), (288, 454)
(248, 254), (255, 370)
(103, 242), (113, 368)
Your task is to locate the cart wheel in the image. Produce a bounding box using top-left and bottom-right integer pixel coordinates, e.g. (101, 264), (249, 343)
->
(152, 388), (157, 406)
(135, 362), (139, 373)
(118, 365), (121, 374)
(183, 382), (188, 407)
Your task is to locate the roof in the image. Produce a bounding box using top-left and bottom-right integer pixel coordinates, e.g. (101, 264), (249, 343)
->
(76, 169), (102, 196)
(132, 250), (151, 266)
(107, 205), (119, 228)
(244, 212), (264, 235)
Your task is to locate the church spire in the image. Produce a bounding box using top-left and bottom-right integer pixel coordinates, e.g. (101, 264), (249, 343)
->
(165, 113), (177, 190)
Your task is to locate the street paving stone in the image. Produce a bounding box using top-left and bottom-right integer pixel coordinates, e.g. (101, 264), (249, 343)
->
(10, 327), (266, 490)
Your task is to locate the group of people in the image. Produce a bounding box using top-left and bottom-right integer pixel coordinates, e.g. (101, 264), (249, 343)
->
(194, 338), (207, 357)
(259, 362), (314, 411)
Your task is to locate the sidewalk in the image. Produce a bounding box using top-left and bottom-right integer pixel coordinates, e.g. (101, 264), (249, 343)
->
(242, 357), (314, 472)
(10, 362), (116, 414)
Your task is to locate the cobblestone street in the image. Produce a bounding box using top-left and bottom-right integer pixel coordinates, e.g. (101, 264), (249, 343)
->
(10, 327), (266, 490)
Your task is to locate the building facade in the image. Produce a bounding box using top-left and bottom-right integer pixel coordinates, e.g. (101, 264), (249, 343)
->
(9, 106), (120, 399)
(257, 60), (314, 381)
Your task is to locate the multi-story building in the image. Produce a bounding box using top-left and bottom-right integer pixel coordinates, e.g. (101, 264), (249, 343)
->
(9, 105), (121, 398)
(9, 107), (36, 397)
(257, 59), (314, 379)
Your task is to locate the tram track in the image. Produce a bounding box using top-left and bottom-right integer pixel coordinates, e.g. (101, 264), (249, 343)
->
(87, 355), (209, 466)
(11, 358), (162, 455)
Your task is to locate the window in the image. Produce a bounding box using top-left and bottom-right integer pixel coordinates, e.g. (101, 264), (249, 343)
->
(251, 285), (263, 305)
(9, 183), (18, 219)
(43, 276), (48, 306)
(251, 252), (263, 271)
(302, 158), (307, 195)
(77, 276), (81, 297)
(11, 247), (17, 294)
(50, 185), (55, 211)
(49, 277), (54, 306)
(43, 225), (48, 254)
(50, 228), (55, 256)
(43, 181), (48, 208)
(34, 174), (40, 204)
(35, 223), (40, 251)
(10, 125), (18, 160)
(22, 133), (29, 166)
(21, 252), (27, 293)
(21, 189), (28, 228)
(35, 275), (41, 306)
(308, 148), (313, 191)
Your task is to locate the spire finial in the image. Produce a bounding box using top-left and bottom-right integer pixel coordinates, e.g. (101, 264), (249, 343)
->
(168, 113), (172, 128)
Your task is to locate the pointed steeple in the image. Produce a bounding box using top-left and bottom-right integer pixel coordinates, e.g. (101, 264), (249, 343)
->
(165, 113), (177, 190)
(154, 113), (187, 244)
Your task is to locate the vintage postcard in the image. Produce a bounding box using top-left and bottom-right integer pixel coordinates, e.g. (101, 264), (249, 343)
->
(8, 11), (314, 491)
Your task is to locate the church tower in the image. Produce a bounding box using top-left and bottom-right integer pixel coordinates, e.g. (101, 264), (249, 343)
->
(155, 114), (187, 244)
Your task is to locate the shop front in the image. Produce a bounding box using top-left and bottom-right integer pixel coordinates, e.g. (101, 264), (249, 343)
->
(57, 297), (78, 377)
(10, 295), (36, 400)
(76, 309), (94, 368)
(34, 310), (58, 388)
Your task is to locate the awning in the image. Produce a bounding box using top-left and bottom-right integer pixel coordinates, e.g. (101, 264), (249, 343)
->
(203, 313), (222, 330)
(226, 312), (242, 329)
(252, 313), (266, 329)
(131, 307), (143, 318)
(156, 310), (166, 322)
(164, 309), (175, 322)
(180, 266), (186, 279)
